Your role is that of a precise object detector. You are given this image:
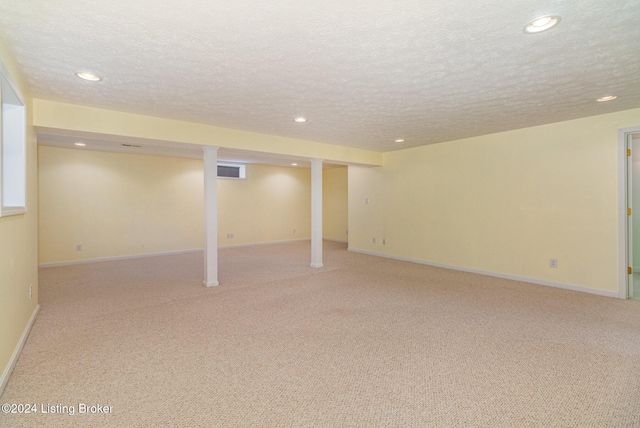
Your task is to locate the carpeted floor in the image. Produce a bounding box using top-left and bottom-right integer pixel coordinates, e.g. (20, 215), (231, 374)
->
(2, 241), (640, 427)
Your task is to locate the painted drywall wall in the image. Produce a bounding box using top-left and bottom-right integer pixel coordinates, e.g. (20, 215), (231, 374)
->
(38, 147), (312, 264)
(322, 166), (348, 242)
(218, 164), (310, 247)
(348, 164), (385, 249)
(32, 99), (383, 167)
(38, 146), (205, 264)
(349, 108), (640, 295)
(0, 37), (38, 391)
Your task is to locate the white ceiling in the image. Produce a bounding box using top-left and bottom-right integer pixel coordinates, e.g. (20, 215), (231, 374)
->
(0, 0), (639, 154)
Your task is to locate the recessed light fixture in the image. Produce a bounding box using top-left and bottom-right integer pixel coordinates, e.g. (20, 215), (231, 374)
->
(395, 139), (405, 143)
(74, 142), (86, 147)
(291, 163), (298, 166)
(596, 95), (618, 102)
(75, 71), (102, 82)
(294, 117), (307, 123)
(524, 15), (561, 33)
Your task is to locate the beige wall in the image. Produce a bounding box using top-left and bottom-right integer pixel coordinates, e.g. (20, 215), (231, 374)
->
(349, 108), (640, 295)
(38, 147), (313, 264)
(322, 166), (348, 242)
(0, 38), (38, 388)
(38, 147), (205, 264)
(348, 165), (385, 249)
(218, 164), (310, 247)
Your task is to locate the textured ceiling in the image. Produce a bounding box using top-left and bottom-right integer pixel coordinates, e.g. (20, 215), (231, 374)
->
(0, 0), (639, 152)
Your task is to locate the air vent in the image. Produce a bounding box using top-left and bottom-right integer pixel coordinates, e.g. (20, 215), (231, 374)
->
(217, 163), (246, 179)
(121, 144), (142, 148)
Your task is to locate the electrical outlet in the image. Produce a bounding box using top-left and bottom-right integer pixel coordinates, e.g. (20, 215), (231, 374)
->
(227, 233), (234, 239)
(382, 238), (386, 245)
(372, 237), (376, 244)
(365, 198), (369, 204)
(549, 259), (558, 268)
(76, 244), (82, 251)
(293, 229), (296, 234)
(29, 284), (32, 300)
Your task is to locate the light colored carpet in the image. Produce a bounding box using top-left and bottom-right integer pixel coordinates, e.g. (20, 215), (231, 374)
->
(2, 241), (640, 427)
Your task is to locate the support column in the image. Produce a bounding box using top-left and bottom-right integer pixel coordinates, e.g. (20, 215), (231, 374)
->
(310, 159), (323, 268)
(203, 146), (219, 286)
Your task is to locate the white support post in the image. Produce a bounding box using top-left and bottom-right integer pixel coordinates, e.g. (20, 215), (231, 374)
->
(203, 146), (220, 286)
(311, 159), (323, 268)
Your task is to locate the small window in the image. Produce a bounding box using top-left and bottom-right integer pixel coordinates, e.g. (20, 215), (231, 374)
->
(217, 163), (246, 179)
(0, 62), (26, 216)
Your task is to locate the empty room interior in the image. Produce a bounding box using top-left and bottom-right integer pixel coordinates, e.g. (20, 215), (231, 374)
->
(1, 1), (640, 426)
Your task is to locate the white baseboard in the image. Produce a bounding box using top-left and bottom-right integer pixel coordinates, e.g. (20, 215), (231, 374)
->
(39, 239), (341, 267)
(1, 304), (39, 396)
(348, 247), (619, 298)
(39, 248), (204, 268)
(323, 238), (348, 244)
(219, 238), (310, 249)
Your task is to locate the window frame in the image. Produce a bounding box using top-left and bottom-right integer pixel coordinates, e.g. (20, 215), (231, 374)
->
(0, 60), (27, 217)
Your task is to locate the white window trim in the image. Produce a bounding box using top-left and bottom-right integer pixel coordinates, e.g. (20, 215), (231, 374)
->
(0, 61), (27, 217)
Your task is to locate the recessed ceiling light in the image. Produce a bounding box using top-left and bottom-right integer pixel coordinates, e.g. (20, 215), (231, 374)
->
(74, 142), (86, 147)
(524, 15), (561, 33)
(291, 163), (298, 166)
(75, 71), (102, 82)
(294, 117), (307, 123)
(597, 95), (618, 102)
(395, 139), (405, 143)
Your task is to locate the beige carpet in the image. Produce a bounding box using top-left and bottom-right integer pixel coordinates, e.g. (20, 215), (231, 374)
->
(2, 241), (640, 427)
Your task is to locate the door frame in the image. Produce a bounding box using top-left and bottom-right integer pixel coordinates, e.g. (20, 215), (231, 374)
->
(618, 125), (640, 299)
